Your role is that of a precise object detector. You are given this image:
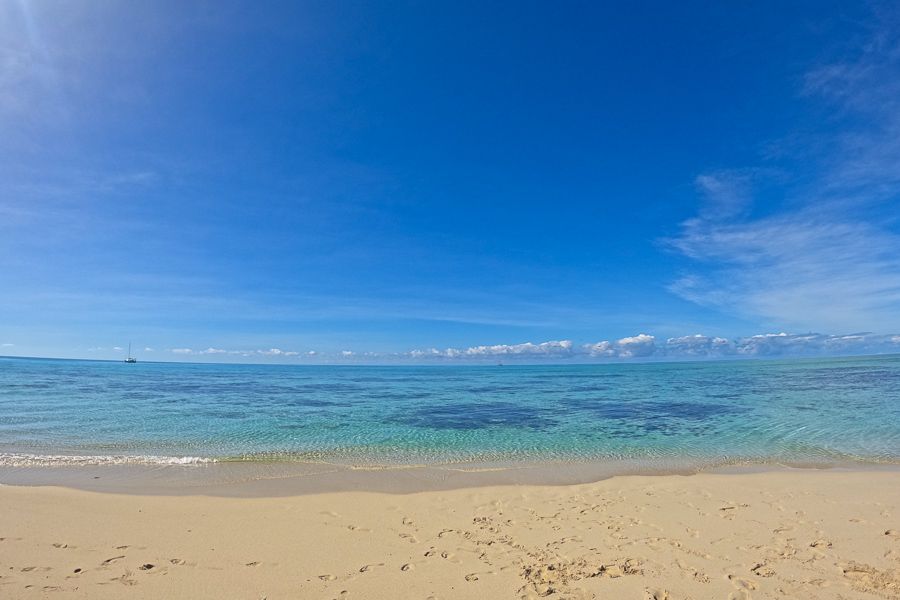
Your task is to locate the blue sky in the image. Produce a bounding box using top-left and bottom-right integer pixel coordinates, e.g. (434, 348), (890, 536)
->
(2, 1), (900, 362)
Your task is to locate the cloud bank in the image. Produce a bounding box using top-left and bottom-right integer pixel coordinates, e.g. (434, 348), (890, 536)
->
(162, 332), (900, 362)
(169, 347), (301, 357)
(409, 340), (574, 359)
(413, 332), (900, 361)
(642, 332), (900, 358)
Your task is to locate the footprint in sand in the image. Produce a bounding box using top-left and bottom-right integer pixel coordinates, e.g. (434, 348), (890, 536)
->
(169, 559), (186, 566)
(318, 574), (336, 581)
(464, 573), (479, 582)
(400, 563), (413, 571)
(840, 561), (890, 584)
(111, 571), (138, 586)
(358, 563), (384, 573)
(809, 539), (832, 549)
(102, 556), (126, 566)
(773, 525), (792, 534)
(728, 574), (758, 592)
(644, 589), (670, 600)
(245, 561), (260, 567)
(728, 575), (756, 590)
(52, 543), (69, 549)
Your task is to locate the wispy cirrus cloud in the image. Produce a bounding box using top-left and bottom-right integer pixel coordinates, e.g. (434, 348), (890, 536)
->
(668, 19), (900, 332)
(669, 203), (900, 331)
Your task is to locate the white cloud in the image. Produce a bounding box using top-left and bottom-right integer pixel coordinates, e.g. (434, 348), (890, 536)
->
(158, 331), (900, 363)
(1, 342), (13, 347)
(257, 348), (300, 357)
(619, 331), (900, 359)
(669, 211), (900, 332)
(585, 334), (656, 358)
(168, 346), (306, 357)
(408, 348), (452, 358)
(409, 340), (574, 359)
(734, 332), (814, 356)
(143, 347), (153, 352)
(664, 334), (731, 356)
(112, 346), (123, 351)
(733, 332), (900, 357)
(584, 340), (615, 357)
(466, 340), (574, 357)
(668, 23), (900, 332)
(614, 334), (656, 357)
(694, 171), (758, 220)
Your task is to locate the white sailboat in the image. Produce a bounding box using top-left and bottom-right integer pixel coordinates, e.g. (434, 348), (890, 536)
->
(125, 342), (137, 363)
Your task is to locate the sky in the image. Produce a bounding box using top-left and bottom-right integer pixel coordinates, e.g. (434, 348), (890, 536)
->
(2, 1), (900, 363)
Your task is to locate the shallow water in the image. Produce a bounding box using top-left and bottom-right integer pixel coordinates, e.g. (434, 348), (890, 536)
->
(1, 355), (899, 468)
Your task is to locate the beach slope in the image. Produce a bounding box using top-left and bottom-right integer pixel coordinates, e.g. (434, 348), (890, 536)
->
(1, 470), (898, 599)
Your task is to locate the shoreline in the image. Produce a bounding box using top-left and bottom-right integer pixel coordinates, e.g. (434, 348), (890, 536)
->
(2, 456), (899, 497)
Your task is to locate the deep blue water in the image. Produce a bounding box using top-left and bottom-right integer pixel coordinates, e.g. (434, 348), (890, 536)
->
(1, 355), (899, 466)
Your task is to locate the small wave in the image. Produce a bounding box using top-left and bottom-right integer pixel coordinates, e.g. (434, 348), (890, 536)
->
(0, 453), (216, 467)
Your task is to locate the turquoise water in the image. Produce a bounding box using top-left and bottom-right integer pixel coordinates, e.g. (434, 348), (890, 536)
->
(1, 355), (899, 467)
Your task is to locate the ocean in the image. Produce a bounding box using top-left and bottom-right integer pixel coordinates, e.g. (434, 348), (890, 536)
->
(1, 354), (899, 469)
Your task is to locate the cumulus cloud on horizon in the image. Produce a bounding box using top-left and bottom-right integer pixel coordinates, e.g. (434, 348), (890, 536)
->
(161, 331), (900, 362)
(408, 332), (900, 361)
(409, 340), (575, 359)
(169, 347), (301, 357)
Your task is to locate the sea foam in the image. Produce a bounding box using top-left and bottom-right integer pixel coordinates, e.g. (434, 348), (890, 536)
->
(0, 453), (215, 467)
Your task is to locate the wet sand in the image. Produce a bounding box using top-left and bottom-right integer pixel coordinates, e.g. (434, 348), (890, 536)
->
(2, 468), (899, 599)
(1, 456), (894, 496)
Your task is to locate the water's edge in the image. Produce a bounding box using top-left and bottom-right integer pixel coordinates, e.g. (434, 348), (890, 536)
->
(2, 457), (898, 498)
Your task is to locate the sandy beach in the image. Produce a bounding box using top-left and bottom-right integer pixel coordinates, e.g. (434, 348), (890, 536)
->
(2, 468), (898, 599)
